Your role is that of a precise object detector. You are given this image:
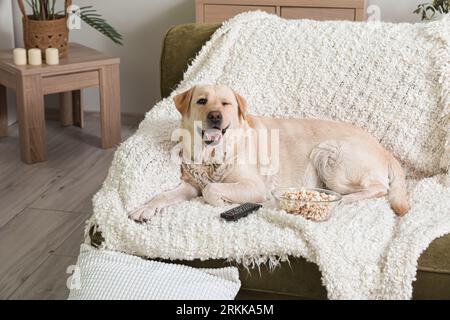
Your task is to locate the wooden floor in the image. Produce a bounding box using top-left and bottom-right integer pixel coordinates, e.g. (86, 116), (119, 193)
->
(0, 112), (141, 300)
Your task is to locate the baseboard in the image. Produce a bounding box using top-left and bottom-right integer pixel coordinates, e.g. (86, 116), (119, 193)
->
(7, 107), (145, 127)
(42, 109), (145, 123)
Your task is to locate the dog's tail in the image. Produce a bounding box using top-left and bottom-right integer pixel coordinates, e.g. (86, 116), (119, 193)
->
(387, 154), (410, 216)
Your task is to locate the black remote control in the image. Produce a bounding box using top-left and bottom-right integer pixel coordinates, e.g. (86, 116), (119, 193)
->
(220, 203), (262, 222)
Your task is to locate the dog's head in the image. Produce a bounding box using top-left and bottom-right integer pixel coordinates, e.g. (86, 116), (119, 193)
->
(173, 85), (247, 145)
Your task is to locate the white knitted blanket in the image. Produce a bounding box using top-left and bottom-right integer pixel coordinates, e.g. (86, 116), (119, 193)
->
(87, 12), (450, 299)
(69, 244), (240, 300)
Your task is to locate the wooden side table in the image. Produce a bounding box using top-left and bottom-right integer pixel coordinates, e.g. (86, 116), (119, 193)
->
(0, 43), (121, 164)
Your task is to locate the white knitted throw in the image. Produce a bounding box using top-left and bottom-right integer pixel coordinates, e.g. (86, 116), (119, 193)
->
(87, 12), (450, 299)
(68, 244), (240, 300)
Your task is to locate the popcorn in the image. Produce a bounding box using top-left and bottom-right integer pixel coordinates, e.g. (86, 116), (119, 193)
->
(279, 189), (339, 222)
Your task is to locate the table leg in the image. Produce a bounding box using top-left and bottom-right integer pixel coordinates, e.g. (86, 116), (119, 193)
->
(16, 75), (47, 163)
(72, 90), (84, 128)
(60, 92), (74, 127)
(0, 84), (7, 137)
(99, 64), (121, 148)
(60, 90), (84, 128)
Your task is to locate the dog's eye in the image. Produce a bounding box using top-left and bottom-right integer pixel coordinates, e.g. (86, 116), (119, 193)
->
(222, 102), (231, 106)
(197, 98), (207, 105)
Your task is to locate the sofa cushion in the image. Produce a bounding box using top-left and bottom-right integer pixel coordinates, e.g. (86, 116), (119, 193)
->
(160, 23), (220, 98)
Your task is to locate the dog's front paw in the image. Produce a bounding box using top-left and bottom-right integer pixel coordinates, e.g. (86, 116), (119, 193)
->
(128, 206), (157, 222)
(202, 184), (226, 207)
(128, 196), (168, 223)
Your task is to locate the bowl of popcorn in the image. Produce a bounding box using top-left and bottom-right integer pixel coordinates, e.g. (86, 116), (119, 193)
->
(272, 188), (342, 222)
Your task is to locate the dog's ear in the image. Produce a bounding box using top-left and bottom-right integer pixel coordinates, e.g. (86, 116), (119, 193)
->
(173, 87), (195, 115)
(234, 91), (247, 121)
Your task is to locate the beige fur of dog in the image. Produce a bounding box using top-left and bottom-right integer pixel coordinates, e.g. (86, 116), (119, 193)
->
(129, 85), (410, 222)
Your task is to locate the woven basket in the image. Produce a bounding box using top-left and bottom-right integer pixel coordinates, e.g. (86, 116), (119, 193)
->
(18, 0), (72, 58)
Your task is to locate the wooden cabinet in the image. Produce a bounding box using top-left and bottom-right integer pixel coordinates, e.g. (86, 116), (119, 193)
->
(196, 0), (366, 23)
(203, 5), (276, 23)
(281, 7), (356, 21)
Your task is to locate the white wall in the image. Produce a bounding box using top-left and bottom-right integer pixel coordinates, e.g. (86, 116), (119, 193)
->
(1, 0), (17, 125)
(0, 1), (14, 49)
(9, 0), (426, 116)
(367, 0), (424, 23)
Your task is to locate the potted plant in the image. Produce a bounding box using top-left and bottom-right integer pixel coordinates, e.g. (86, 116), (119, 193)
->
(17, 0), (122, 58)
(414, 0), (449, 21)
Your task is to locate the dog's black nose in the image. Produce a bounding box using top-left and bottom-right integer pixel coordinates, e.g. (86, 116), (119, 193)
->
(207, 111), (223, 126)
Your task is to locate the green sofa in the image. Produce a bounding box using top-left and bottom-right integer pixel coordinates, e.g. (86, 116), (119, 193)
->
(157, 23), (450, 300)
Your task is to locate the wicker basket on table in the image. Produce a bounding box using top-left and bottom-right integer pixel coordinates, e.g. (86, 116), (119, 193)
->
(17, 0), (72, 58)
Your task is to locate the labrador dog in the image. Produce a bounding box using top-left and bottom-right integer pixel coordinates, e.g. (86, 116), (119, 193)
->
(129, 85), (410, 222)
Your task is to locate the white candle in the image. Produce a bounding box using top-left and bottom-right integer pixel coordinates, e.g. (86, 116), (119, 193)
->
(45, 48), (59, 65)
(28, 48), (42, 66)
(13, 48), (27, 66)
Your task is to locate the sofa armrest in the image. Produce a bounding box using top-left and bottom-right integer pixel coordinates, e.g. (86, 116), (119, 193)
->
(160, 23), (220, 98)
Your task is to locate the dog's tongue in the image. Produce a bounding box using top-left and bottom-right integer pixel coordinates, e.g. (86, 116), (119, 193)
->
(204, 129), (222, 142)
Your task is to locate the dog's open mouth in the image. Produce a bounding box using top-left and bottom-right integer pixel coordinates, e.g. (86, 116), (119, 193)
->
(201, 124), (230, 145)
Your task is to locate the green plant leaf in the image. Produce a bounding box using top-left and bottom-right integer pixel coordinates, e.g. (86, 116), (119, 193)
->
(414, 0), (449, 20)
(79, 6), (123, 45)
